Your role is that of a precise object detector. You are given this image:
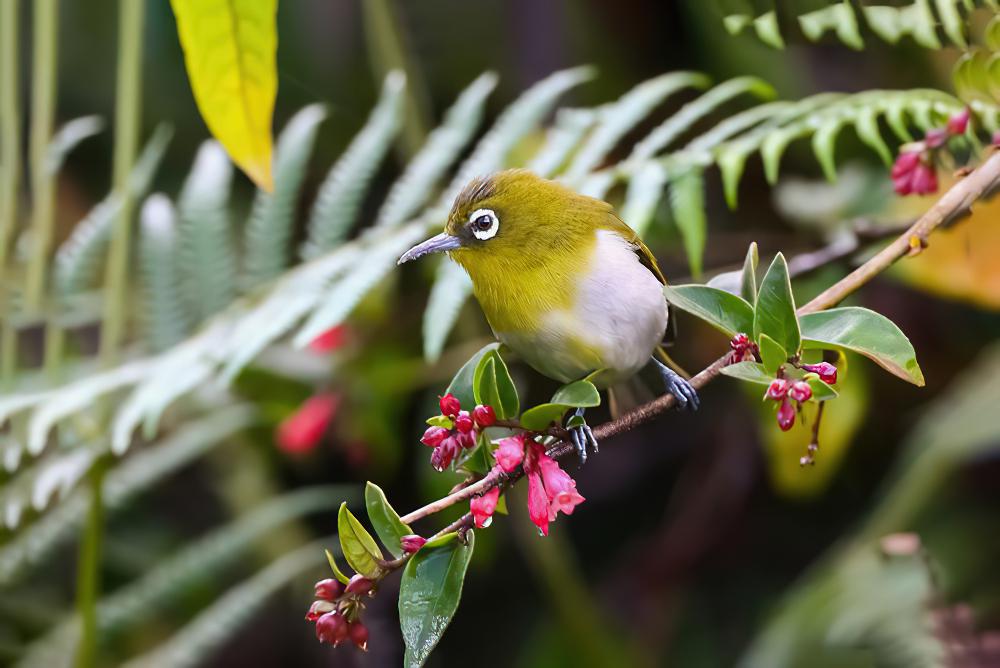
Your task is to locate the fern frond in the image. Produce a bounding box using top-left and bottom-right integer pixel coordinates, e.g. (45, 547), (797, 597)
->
(177, 141), (237, 322)
(422, 260), (473, 363)
(528, 107), (597, 177)
(374, 72), (498, 229)
(44, 116), (103, 176)
(0, 405), (255, 587)
(620, 160), (668, 239)
(668, 166), (708, 278)
(120, 539), (333, 668)
(51, 125), (173, 299)
(302, 72), (405, 257)
(138, 194), (189, 352)
(243, 105), (327, 288)
(0, 446), (97, 530)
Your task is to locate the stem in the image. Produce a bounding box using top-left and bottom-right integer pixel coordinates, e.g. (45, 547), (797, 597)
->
(98, 0), (144, 363)
(75, 459), (106, 668)
(0, 0), (20, 273)
(397, 150), (1000, 526)
(23, 0), (57, 313)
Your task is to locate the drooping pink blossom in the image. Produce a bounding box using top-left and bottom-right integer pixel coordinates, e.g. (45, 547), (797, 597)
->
(527, 470), (550, 536)
(309, 325), (348, 353)
(316, 611), (349, 646)
(470, 486), (500, 528)
(494, 434), (525, 473)
(276, 393), (339, 454)
(777, 398), (796, 431)
(537, 454), (585, 520)
(801, 362), (837, 385)
(891, 150), (938, 196)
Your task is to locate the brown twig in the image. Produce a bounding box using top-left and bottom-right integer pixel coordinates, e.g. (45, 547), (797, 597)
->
(398, 150), (1000, 529)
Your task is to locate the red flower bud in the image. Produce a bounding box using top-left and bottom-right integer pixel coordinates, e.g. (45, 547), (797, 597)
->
(470, 486), (501, 528)
(316, 611), (349, 645)
(420, 426), (449, 447)
(309, 325), (347, 353)
(276, 393), (340, 455)
(892, 150), (938, 196)
(730, 333), (750, 351)
(348, 621), (369, 651)
(766, 378), (789, 400)
(801, 362), (837, 385)
(430, 437), (460, 471)
(400, 534), (427, 553)
(345, 574), (374, 596)
(455, 430), (476, 450)
(472, 404), (496, 428)
(788, 381), (812, 403)
(947, 107), (971, 135)
(776, 399), (795, 431)
(924, 128), (948, 149)
(439, 393), (461, 417)
(454, 411), (474, 433)
(306, 599), (335, 621)
(314, 578), (343, 601)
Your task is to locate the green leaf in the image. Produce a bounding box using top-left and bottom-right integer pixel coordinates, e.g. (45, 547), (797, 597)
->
(365, 482), (413, 559)
(753, 253), (800, 356)
(458, 441), (494, 476)
(758, 333), (788, 375)
(472, 350), (518, 418)
(551, 380), (601, 407)
(337, 502), (384, 578)
(741, 241), (758, 304)
(719, 361), (774, 386)
(446, 343), (500, 411)
(325, 550), (351, 585)
(426, 415), (453, 429)
(799, 307), (924, 386)
(805, 375), (839, 401)
(753, 11), (785, 49)
(399, 531), (475, 668)
(669, 167), (707, 277)
(663, 285), (754, 337)
(520, 404), (571, 432)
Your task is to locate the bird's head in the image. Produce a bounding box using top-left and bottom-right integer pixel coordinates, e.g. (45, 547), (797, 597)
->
(398, 169), (608, 276)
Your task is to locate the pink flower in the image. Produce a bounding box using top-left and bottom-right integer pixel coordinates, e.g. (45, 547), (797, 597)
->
(400, 534), (427, 553)
(891, 150), (938, 196)
(801, 362), (837, 385)
(924, 128), (948, 149)
(788, 381), (812, 403)
(430, 436), (460, 471)
(345, 574), (374, 596)
(454, 430), (476, 450)
(527, 471), (550, 536)
(777, 398), (796, 431)
(348, 622), (369, 651)
(470, 486), (500, 528)
(306, 599), (335, 621)
(309, 325), (347, 353)
(947, 107), (971, 135)
(276, 393), (339, 454)
(494, 434), (525, 473)
(766, 378), (789, 400)
(472, 404), (496, 428)
(537, 455), (585, 520)
(439, 393), (461, 417)
(316, 611), (349, 646)
(420, 426), (449, 447)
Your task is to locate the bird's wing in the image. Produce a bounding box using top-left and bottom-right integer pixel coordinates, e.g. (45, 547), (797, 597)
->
(602, 214), (666, 284)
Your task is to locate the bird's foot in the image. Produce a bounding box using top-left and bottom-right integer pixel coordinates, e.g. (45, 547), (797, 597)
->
(568, 408), (598, 466)
(652, 357), (699, 410)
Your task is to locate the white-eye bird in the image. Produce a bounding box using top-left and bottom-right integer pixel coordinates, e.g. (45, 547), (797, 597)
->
(398, 169), (698, 461)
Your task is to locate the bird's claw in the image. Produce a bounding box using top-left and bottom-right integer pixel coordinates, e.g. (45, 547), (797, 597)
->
(653, 358), (700, 411)
(568, 409), (598, 466)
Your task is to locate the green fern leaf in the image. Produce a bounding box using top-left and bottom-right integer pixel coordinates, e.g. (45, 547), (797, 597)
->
(620, 160), (668, 238)
(139, 194), (190, 351)
(668, 167), (708, 277)
(422, 259), (473, 363)
(529, 107), (597, 177)
(44, 116), (103, 176)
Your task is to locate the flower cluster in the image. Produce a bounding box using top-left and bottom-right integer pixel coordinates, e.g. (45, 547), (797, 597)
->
(727, 333), (759, 365)
(471, 433), (585, 535)
(764, 361), (837, 432)
(306, 575), (373, 650)
(421, 393), (496, 471)
(276, 392), (340, 455)
(891, 107), (970, 196)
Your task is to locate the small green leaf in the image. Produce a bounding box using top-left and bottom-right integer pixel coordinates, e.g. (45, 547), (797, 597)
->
(365, 482), (413, 559)
(669, 167), (707, 278)
(551, 380), (600, 408)
(325, 549), (351, 585)
(753, 11), (785, 49)
(473, 350), (518, 418)
(741, 242), (758, 304)
(805, 375), (839, 401)
(520, 404), (569, 432)
(799, 307), (923, 386)
(663, 285), (754, 337)
(399, 531), (475, 668)
(753, 253), (800, 356)
(720, 361), (773, 385)
(426, 415), (454, 429)
(337, 502), (384, 578)
(458, 441), (494, 476)
(446, 343), (499, 410)
(758, 333), (788, 375)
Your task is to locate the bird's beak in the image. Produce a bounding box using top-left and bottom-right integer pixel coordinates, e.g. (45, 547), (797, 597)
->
(397, 232), (463, 265)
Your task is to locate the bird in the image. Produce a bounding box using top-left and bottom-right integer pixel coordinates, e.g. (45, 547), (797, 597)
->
(398, 169), (698, 462)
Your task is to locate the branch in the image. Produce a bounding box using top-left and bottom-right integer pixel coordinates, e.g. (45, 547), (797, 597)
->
(399, 150), (1000, 531)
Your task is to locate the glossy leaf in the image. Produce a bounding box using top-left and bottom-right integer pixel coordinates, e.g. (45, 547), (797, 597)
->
(325, 549), (351, 586)
(758, 333), (788, 375)
(365, 482), (412, 559)
(799, 307), (924, 386)
(170, 0), (277, 190)
(741, 241), (758, 304)
(663, 285), (754, 337)
(399, 531), (475, 668)
(446, 343), (500, 411)
(551, 380), (601, 407)
(753, 253), (800, 356)
(473, 350), (518, 419)
(337, 502), (383, 578)
(720, 361), (773, 386)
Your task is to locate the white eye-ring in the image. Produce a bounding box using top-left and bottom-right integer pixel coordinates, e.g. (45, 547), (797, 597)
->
(469, 208), (499, 240)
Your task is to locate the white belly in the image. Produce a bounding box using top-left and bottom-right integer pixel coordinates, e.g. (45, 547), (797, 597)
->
(498, 230), (667, 386)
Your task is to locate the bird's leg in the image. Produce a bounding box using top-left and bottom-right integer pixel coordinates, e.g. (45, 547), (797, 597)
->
(568, 407), (599, 465)
(651, 357), (700, 410)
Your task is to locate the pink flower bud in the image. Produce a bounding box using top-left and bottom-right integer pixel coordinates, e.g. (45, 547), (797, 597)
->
(494, 434), (525, 473)
(910, 162), (938, 195)
(472, 404), (496, 428)
(309, 325), (347, 353)
(470, 486), (501, 528)
(924, 128), (948, 149)
(420, 426), (449, 447)
(349, 621), (369, 651)
(788, 381), (812, 403)
(439, 393), (461, 417)
(947, 107), (970, 135)
(314, 578), (343, 601)
(802, 362), (837, 385)
(454, 430), (476, 450)
(316, 611), (349, 645)
(430, 437), (460, 471)
(730, 333), (750, 351)
(345, 574), (374, 596)
(777, 399), (795, 431)
(766, 378), (789, 400)
(527, 471), (550, 536)
(400, 534), (427, 553)
(276, 393), (340, 455)
(454, 411), (474, 433)
(306, 599), (335, 621)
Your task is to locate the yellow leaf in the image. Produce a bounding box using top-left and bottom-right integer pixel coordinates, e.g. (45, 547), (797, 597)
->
(170, 0), (277, 191)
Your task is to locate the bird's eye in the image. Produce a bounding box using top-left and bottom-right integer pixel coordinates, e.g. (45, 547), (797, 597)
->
(468, 208), (499, 240)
